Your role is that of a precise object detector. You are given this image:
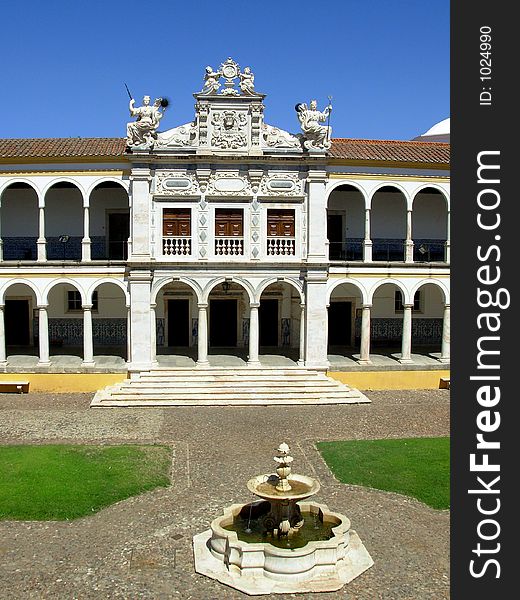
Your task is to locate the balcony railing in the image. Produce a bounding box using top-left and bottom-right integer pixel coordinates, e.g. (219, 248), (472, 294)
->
(215, 237), (243, 256)
(267, 237), (295, 256)
(163, 236), (192, 256)
(328, 240), (363, 261)
(413, 240), (446, 262)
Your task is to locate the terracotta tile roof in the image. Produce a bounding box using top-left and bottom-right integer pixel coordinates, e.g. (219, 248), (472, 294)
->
(330, 138), (449, 164)
(0, 138), (127, 159)
(0, 136), (450, 165)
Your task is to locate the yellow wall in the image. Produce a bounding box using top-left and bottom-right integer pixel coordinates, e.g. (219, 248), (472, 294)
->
(2, 370), (450, 393)
(0, 373), (127, 393)
(328, 370), (450, 390)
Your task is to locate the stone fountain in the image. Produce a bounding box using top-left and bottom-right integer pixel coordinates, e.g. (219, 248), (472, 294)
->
(193, 443), (373, 595)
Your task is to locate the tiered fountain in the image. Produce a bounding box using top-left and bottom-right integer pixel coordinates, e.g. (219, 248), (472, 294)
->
(193, 443), (373, 595)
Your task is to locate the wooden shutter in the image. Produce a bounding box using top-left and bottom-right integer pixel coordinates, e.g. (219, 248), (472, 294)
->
(215, 209), (243, 236)
(163, 208), (191, 236)
(267, 210), (295, 236)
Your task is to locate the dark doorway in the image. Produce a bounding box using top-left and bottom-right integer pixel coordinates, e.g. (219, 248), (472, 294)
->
(108, 212), (130, 259)
(327, 214), (344, 259)
(328, 301), (352, 346)
(259, 299), (278, 346)
(167, 299), (190, 346)
(210, 299), (237, 347)
(5, 299), (30, 345)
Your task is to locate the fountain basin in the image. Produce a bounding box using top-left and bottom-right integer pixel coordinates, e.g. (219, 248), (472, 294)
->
(193, 501), (374, 595)
(247, 473), (320, 501)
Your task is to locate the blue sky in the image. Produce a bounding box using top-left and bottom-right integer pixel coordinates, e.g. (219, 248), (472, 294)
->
(0, 0), (449, 141)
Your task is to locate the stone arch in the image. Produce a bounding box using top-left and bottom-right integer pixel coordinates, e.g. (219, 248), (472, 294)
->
(327, 278), (368, 305)
(1, 278), (42, 305)
(203, 277), (255, 304)
(326, 182), (367, 261)
(86, 177), (130, 197)
(44, 179), (85, 260)
(1, 281), (40, 355)
(368, 182), (411, 208)
(0, 181), (40, 260)
(88, 180), (131, 260)
(369, 185), (408, 261)
(0, 178), (42, 202)
(42, 177), (87, 202)
(327, 279), (367, 353)
(256, 278), (305, 355)
(152, 276), (202, 305)
(87, 279), (129, 360)
(368, 279), (410, 305)
(411, 183), (450, 210)
(43, 278), (87, 305)
(411, 186), (450, 262)
(87, 278), (129, 305)
(325, 179), (368, 204)
(255, 276), (304, 303)
(411, 279), (450, 304)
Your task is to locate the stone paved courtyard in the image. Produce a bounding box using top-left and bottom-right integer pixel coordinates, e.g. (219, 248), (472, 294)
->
(0, 390), (450, 599)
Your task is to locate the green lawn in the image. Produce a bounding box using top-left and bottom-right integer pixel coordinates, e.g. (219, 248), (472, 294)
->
(317, 437), (449, 510)
(0, 444), (171, 520)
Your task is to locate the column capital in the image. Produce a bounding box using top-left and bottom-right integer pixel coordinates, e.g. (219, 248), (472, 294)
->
(403, 303), (414, 309)
(362, 304), (372, 309)
(444, 303), (450, 309)
(249, 302), (260, 309)
(198, 302), (208, 310)
(36, 304), (49, 310)
(82, 304), (93, 311)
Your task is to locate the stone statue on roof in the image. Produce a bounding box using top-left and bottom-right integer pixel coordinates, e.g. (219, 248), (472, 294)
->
(295, 99), (332, 151)
(200, 66), (222, 95)
(198, 59), (261, 97)
(126, 95), (165, 148)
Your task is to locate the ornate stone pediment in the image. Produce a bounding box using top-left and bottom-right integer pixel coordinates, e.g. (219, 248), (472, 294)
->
(128, 59), (304, 157)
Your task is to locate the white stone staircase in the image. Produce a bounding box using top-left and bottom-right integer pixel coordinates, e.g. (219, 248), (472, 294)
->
(90, 367), (370, 407)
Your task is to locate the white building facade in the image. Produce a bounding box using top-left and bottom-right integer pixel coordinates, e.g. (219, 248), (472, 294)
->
(0, 60), (450, 375)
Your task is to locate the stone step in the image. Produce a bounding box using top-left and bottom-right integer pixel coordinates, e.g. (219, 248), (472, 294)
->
(138, 369), (319, 378)
(91, 394), (369, 407)
(106, 389), (356, 400)
(91, 367), (370, 407)
(135, 373), (327, 382)
(125, 379), (336, 389)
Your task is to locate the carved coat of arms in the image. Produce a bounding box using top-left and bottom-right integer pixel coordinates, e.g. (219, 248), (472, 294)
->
(211, 110), (248, 149)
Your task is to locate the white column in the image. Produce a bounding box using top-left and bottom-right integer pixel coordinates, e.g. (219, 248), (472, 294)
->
(197, 303), (209, 366)
(304, 274), (329, 369)
(150, 303), (158, 365)
(0, 305), (6, 364)
(81, 205), (91, 261)
(129, 168), (152, 260)
(128, 271), (152, 372)
(37, 206), (46, 262)
(126, 305), (131, 364)
(82, 305), (95, 366)
(405, 209), (414, 262)
(363, 208), (372, 262)
(248, 302), (260, 365)
(399, 304), (414, 364)
(37, 305), (51, 366)
(306, 170), (328, 262)
(445, 211), (451, 263)
(0, 203), (3, 262)
(298, 303), (305, 365)
(440, 304), (450, 363)
(358, 304), (372, 364)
